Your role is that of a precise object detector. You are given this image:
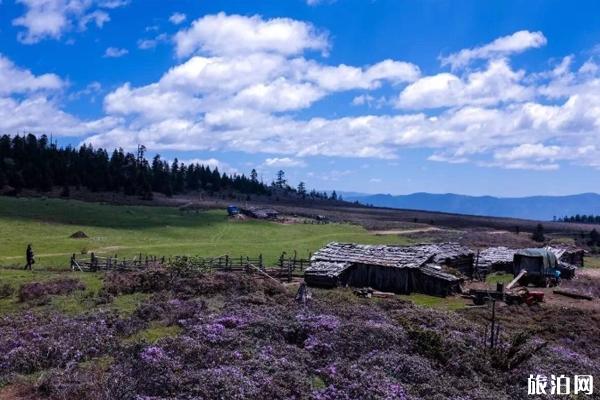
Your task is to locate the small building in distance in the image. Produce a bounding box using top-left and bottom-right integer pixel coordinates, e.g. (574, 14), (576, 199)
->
(227, 205), (240, 216)
(547, 246), (585, 267)
(305, 242), (469, 297)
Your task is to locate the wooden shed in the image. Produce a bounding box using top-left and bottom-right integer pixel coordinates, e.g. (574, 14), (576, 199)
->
(305, 243), (465, 297)
(547, 246), (585, 267)
(475, 247), (517, 277)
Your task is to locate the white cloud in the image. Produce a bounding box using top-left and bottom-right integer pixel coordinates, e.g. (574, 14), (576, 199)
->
(305, 59), (420, 91)
(138, 33), (169, 50)
(233, 79), (324, 112)
(68, 81), (102, 101)
(494, 143), (561, 162)
(173, 12), (329, 58)
(169, 12), (186, 25)
(6, 18), (600, 173)
(0, 54), (64, 95)
(397, 59), (531, 109)
(98, 0), (129, 8)
(104, 47), (128, 58)
(0, 55), (112, 136)
(263, 157), (306, 167)
(0, 95), (120, 137)
(78, 10), (109, 30)
(103, 83), (202, 119)
(441, 30), (547, 69)
(12, 0), (129, 43)
(178, 158), (237, 174)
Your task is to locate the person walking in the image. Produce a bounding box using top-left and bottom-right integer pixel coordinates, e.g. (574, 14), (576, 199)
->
(25, 244), (35, 270)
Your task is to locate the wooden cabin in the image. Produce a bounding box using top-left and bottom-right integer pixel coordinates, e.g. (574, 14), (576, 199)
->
(305, 243), (467, 297)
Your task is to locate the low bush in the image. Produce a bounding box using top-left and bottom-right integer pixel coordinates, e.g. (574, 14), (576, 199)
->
(0, 283), (14, 299)
(18, 278), (85, 302)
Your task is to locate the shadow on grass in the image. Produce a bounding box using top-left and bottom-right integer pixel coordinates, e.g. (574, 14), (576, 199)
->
(0, 196), (227, 229)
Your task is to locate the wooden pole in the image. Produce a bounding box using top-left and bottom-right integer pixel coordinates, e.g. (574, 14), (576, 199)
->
(490, 300), (496, 349)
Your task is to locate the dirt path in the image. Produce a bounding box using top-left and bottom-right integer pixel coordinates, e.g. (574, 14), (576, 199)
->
(369, 227), (444, 235)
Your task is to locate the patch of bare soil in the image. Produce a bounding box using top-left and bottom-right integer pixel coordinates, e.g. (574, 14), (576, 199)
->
(277, 216), (316, 225)
(369, 227), (444, 235)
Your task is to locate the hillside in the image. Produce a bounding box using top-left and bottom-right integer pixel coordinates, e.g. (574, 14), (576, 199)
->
(344, 192), (600, 221)
(0, 197), (413, 268)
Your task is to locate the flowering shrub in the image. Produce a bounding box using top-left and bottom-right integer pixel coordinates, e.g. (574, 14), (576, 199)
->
(0, 312), (117, 380)
(18, 278), (85, 302)
(2, 271), (599, 400)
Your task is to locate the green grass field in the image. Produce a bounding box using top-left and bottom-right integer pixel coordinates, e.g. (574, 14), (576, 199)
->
(0, 196), (413, 269)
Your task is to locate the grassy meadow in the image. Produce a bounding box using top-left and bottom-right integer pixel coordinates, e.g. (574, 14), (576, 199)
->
(0, 196), (413, 269)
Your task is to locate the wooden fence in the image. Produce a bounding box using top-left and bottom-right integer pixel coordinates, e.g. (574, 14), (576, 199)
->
(70, 251), (312, 282)
(277, 251), (311, 282)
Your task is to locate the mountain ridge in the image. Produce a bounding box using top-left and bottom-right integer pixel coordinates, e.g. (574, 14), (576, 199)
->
(342, 192), (600, 221)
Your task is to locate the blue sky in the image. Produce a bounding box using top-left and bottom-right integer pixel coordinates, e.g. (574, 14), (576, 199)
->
(2, 0), (600, 197)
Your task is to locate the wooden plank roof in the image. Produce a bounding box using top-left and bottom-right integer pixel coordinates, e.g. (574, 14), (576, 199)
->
(304, 261), (352, 278)
(476, 246), (516, 269)
(310, 242), (434, 269)
(309, 242), (472, 270)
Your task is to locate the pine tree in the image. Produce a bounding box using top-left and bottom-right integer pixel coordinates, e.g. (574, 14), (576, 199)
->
(297, 181), (306, 198)
(275, 170), (287, 189)
(531, 224), (545, 242)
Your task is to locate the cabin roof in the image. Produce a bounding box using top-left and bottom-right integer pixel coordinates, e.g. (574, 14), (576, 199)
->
(476, 246), (516, 268)
(309, 242), (471, 271)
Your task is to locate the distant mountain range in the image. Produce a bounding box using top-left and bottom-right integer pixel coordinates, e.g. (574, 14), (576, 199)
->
(342, 192), (600, 221)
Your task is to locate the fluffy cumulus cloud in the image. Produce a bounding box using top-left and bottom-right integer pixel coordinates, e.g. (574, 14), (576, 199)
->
(173, 12), (329, 58)
(397, 59), (532, 109)
(80, 19), (600, 170)
(440, 30), (547, 70)
(0, 54), (118, 135)
(12, 0), (129, 43)
(5, 12), (600, 172)
(0, 55), (64, 94)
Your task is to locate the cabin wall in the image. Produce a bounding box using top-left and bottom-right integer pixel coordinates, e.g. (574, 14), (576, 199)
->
(413, 272), (460, 297)
(444, 255), (474, 277)
(339, 264), (414, 294)
(304, 273), (339, 288)
(337, 263), (458, 296)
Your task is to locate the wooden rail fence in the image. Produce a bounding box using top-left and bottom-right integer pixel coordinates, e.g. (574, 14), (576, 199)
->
(70, 251), (311, 282)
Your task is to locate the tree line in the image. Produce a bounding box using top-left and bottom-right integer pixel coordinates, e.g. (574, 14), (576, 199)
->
(556, 215), (600, 224)
(0, 134), (337, 201)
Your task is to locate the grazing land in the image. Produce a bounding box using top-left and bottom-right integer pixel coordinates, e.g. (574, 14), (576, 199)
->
(0, 197), (414, 269)
(1, 196), (599, 400)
